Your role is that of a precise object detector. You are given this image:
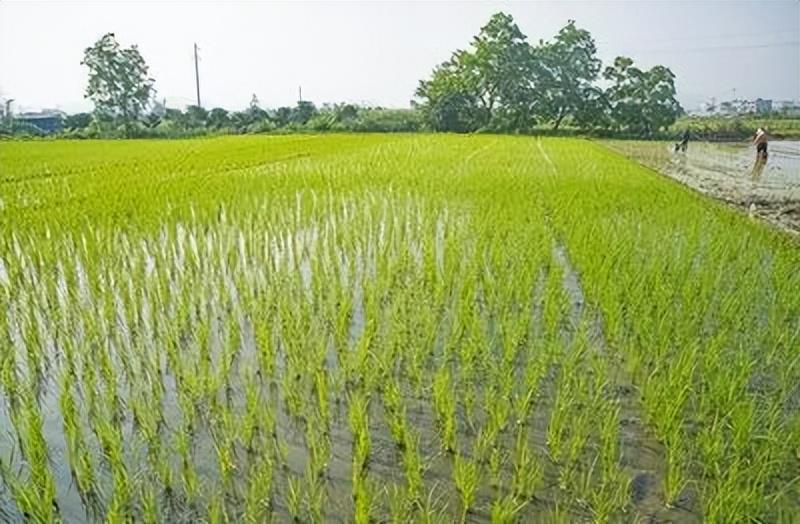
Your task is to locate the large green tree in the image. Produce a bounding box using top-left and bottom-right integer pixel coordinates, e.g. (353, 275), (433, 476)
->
(82, 33), (155, 136)
(534, 20), (602, 130)
(603, 56), (682, 135)
(415, 13), (535, 132)
(466, 12), (535, 128)
(414, 51), (484, 132)
(415, 12), (682, 136)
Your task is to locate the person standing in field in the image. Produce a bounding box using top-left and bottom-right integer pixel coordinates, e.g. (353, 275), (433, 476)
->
(750, 126), (769, 180)
(674, 129), (690, 153)
(753, 126), (769, 161)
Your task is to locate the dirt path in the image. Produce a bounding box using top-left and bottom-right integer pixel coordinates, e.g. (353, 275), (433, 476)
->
(601, 140), (800, 234)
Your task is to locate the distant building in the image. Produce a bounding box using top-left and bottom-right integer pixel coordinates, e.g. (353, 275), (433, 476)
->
(755, 98), (773, 114)
(15, 110), (65, 133)
(711, 98), (780, 116)
(737, 99), (756, 114)
(774, 100), (800, 116)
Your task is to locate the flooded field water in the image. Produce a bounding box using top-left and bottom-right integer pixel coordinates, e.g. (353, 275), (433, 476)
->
(602, 140), (800, 233)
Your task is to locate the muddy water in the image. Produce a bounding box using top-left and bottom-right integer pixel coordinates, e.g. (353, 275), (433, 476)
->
(603, 140), (800, 233)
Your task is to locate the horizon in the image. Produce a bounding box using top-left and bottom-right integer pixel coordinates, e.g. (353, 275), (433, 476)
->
(1, 1), (798, 114)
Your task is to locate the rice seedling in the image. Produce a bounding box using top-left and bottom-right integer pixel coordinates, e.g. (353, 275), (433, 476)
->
(453, 452), (479, 522)
(490, 493), (527, 524)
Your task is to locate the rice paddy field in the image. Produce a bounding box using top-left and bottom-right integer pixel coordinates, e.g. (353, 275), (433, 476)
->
(0, 134), (799, 523)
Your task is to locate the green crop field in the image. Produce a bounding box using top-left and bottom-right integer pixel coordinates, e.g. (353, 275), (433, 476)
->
(0, 135), (798, 523)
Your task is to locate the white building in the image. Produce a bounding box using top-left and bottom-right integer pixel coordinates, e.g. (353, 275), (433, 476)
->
(773, 100), (800, 116)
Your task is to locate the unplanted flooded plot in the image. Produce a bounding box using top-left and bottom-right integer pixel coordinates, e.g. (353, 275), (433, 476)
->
(602, 139), (800, 233)
(0, 135), (799, 523)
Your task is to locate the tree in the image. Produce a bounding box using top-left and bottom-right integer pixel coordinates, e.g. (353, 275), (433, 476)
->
(534, 20), (602, 130)
(271, 107), (293, 127)
(427, 91), (484, 133)
(207, 108), (230, 129)
(185, 105), (208, 128)
(64, 112), (93, 130)
(603, 56), (682, 135)
(292, 101), (317, 124)
(164, 108), (189, 130)
(415, 13), (536, 132)
(415, 52), (485, 132)
(334, 103), (359, 121)
(466, 12), (535, 128)
(81, 33), (155, 136)
(248, 94), (268, 121)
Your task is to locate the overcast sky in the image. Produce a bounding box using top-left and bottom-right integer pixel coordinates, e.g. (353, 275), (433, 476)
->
(1, 0), (798, 114)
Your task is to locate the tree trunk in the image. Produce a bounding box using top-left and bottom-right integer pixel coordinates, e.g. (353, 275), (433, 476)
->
(553, 108), (566, 130)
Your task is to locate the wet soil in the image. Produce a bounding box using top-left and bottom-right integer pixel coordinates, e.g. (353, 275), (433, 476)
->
(602, 140), (800, 234)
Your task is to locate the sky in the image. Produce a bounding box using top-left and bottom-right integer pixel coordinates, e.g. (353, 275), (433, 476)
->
(0, 0), (798, 114)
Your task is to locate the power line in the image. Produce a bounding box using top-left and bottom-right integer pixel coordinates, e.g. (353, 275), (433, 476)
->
(597, 29), (797, 46)
(636, 40), (799, 54)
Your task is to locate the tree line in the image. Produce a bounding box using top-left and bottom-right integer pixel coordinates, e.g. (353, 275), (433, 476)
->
(414, 12), (683, 135)
(6, 12), (684, 139)
(60, 98), (422, 139)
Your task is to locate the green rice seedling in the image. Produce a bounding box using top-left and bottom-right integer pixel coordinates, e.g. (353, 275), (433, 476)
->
(453, 453), (479, 522)
(59, 368), (96, 500)
(432, 365), (457, 453)
(382, 379), (408, 448)
(207, 492), (229, 524)
(353, 475), (377, 524)
(546, 383), (573, 465)
(348, 390), (371, 478)
(95, 416), (132, 521)
(386, 483), (413, 523)
(401, 430), (425, 501)
(240, 376), (262, 453)
(141, 483), (159, 524)
(286, 474), (304, 522)
(473, 420), (495, 464)
(313, 368), (330, 429)
(490, 493), (527, 524)
(412, 482), (451, 524)
(0, 463), (58, 524)
(542, 501), (571, 524)
(511, 427), (543, 501)
(306, 420), (331, 482)
(174, 429), (200, 503)
(1, 396), (58, 523)
(488, 445), (505, 490)
(662, 420), (688, 505)
(243, 455), (273, 523)
(589, 404), (629, 520)
(484, 388), (511, 448)
(304, 464), (326, 523)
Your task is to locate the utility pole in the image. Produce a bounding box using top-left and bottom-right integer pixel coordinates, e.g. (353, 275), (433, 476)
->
(194, 43), (201, 107)
(298, 85), (302, 102)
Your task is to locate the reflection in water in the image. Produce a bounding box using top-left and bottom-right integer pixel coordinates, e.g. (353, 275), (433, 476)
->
(750, 154), (767, 181)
